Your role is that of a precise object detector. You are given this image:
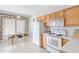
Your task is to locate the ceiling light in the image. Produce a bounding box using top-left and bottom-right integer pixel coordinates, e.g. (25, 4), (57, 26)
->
(16, 16), (21, 18)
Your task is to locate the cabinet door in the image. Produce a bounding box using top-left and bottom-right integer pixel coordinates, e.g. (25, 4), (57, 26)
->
(50, 13), (55, 20)
(45, 13), (56, 26)
(65, 6), (79, 26)
(46, 14), (50, 21)
(37, 15), (46, 21)
(61, 38), (69, 47)
(46, 13), (55, 21)
(56, 10), (64, 19)
(45, 14), (50, 26)
(42, 33), (47, 48)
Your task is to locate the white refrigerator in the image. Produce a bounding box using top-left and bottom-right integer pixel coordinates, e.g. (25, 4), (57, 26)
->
(31, 21), (46, 47)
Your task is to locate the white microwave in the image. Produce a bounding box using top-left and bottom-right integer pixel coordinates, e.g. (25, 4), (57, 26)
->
(49, 18), (64, 26)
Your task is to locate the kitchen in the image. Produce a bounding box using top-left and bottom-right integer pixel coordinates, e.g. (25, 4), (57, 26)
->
(32, 5), (79, 53)
(0, 0), (79, 58)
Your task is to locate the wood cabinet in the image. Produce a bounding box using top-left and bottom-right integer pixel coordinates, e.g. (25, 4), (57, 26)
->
(45, 13), (55, 26)
(37, 6), (79, 26)
(46, 14), (50, 21)
(41, 33), (47, 48)
(37, 15), (46, 21)
(74, 31), (79, 38)
(55, 10), (64, 19)
(65, 6), (79, 26)
(45, 13), (55, 21)
(61, 37), (69, 47)
(45, 14), (50, 26)
(50, 13), (55, 20)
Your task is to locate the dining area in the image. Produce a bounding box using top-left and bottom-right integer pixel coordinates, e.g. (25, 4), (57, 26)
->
(0, 12), (30, 47)
(8, 33), (29, 46)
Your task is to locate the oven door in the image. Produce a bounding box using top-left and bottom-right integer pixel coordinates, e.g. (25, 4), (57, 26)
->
(47, 36), (62, 50)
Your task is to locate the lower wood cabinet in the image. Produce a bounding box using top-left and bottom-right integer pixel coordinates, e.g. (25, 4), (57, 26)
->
(74, 32), (79, 38)
(61, 38), (69, 47)
(41, 33), (47, 48)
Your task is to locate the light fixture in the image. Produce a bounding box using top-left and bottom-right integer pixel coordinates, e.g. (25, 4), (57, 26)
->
(16, 16), (21, 18)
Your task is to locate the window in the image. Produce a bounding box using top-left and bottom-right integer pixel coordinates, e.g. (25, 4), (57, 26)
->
(3, 18), (15, 36)
(16, 20), (25, 33)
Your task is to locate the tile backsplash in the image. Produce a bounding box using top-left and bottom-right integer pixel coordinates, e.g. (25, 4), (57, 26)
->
(74, 29), (79, 32)
(51, 26), (79, 36)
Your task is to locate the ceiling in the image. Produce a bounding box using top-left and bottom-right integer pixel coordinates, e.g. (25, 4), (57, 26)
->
(0, 5), (75, 17)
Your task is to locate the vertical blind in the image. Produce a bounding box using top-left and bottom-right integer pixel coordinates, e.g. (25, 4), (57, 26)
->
(3, 18), (26, 40)
(0, 13), (28, 40)
(3, 18), (15, 36)
(16, 20), (25, 33)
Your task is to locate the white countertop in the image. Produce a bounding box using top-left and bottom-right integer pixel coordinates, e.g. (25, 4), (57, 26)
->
(61, 36), (79, 53)
(46, 33), (79, 53)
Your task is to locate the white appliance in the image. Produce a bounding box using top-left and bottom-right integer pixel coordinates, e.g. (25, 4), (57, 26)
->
(47, 35), (62, 50)
(31, 21), (46, 47)
(47, 46), (60, 53)
(46, 29), (67, 53)
(51, 29), (67, 36)
(49, 18), (64, 26)
(46, 18), (65, 53)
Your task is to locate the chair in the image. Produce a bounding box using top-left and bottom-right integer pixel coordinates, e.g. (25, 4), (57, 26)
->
(8, 35), (16, 46)
(24, 33), (29, 40)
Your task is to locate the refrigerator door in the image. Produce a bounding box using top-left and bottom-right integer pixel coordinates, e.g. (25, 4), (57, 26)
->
(32, 22), (41, 47)
(32, 21), (47, 47)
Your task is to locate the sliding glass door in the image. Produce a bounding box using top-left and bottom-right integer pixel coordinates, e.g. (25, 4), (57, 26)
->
(3, 18), (26, 40)
(3, 18), (15, 35)
(3, 18), (15, 40)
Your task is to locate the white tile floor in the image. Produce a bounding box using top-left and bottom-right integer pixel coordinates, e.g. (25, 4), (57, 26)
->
(0, 38), (48, 53)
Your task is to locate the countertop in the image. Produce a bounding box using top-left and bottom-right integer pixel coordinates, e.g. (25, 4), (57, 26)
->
(61, 36), (79, 53)
(46, 32), (79, 53)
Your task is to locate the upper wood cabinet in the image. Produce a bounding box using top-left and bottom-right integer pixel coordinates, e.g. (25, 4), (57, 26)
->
(65, 6), (79, 26)
(55, 10), (64, 19)
(45, 14), (50, 26)
(45, 13), (55, 21)
(45, 14), (50, 21)
(37, 6), (79, 26)
(50, 13), (55, 20)
(37, 15), (46, 21)
(45, 13), (55, 26)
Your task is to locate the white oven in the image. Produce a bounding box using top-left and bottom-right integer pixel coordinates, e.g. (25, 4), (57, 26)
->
(47, 35), (62, 50)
